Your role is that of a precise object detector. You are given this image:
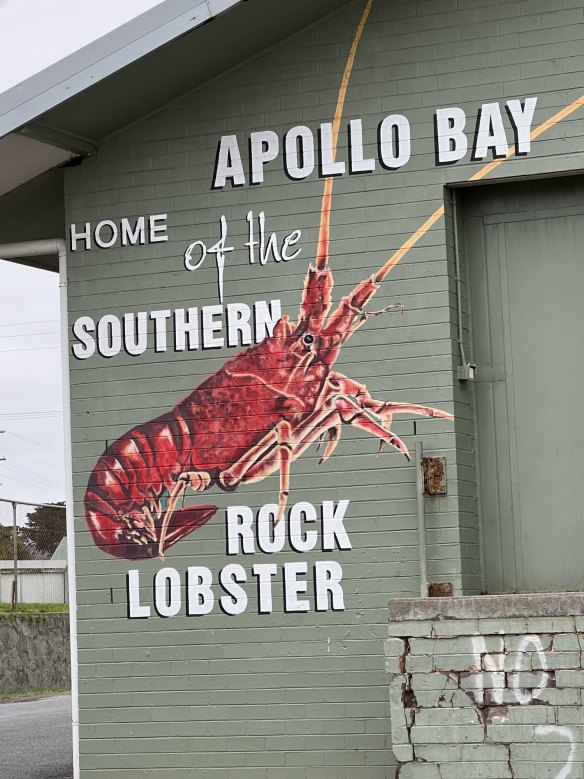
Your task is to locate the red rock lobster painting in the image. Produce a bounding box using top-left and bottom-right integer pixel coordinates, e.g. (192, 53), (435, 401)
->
(83, 0), (453, 560)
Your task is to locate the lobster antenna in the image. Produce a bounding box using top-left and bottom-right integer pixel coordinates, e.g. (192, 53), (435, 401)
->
(373, 92), (584, 284)
(315, 0), (374, 271)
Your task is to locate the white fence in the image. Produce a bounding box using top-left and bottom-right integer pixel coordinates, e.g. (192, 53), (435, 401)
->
(0, 560), (68, 604)
(0, 498), (68, 605)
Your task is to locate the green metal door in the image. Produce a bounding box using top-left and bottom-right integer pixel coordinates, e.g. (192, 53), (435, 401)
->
(464, 178), (584, 593)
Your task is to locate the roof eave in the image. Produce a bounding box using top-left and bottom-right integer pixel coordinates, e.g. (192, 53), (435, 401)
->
(0, 0), (243, 140)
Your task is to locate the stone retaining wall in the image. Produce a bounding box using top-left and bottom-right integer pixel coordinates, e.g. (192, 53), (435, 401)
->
(386, 595), (584, 779)
(0, 613), (70, 692)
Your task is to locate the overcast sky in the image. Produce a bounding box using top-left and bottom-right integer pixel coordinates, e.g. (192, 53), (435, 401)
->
(0, 265), (65, 505)
(0, 0), (163, 507)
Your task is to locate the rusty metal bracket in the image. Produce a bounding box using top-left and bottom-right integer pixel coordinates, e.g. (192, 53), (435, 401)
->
(422, 457), (447, 495)
(428, 582), (453, 598)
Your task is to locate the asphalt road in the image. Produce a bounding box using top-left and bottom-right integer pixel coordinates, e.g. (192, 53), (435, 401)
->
(0, 695), (73, 779)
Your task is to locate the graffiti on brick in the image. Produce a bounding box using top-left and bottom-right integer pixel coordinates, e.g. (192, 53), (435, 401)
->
(469, 633), (551, 706)
(387, 629), (582, 779)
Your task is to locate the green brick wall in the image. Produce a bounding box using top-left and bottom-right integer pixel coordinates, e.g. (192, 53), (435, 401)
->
(64, 0), (584, 774)
(387, 595), (584, 778)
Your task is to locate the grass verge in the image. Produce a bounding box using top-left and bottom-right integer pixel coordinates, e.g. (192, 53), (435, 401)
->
(0, 687), (71, 704)
(0, 603), (68, 613)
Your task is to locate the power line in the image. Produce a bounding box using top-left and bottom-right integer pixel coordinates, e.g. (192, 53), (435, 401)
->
(0, 412), (62, 420)
(2, 457), (60, 482)
(0, 469), (65, 498)
(2, 470), (60, 494)
(0, 319), (59, 328)
(0, 331), (60, 339)
(1, 462), (63, 491)
(4, 431), (63, 456)
(1, 449), (64, 472)
(0, 345), (60, 353)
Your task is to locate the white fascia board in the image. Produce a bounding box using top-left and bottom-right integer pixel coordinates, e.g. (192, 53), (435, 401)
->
(0, 0), (243, 140)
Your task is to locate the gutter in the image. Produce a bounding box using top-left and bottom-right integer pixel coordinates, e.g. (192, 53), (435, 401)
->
(0, 240), (79, 779)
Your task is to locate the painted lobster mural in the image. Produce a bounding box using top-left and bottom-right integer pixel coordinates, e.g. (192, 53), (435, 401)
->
(84, 0), (453, 560)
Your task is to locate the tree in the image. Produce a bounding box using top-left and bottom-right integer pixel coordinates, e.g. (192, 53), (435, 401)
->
(20, 502), (66, 558)
(0, 525), (32, 560)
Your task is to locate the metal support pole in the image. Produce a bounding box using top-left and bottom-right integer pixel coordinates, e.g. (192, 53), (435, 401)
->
(11, 501), (17, 609)
(415, 442), (428, 598)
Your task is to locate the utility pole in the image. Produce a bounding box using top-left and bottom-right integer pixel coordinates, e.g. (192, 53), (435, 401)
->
(0, 433), (10, 603)
(11, 501), (17, 610)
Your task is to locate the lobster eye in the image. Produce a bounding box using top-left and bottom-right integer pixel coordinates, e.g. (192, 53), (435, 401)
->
(303, 333), (315, 345)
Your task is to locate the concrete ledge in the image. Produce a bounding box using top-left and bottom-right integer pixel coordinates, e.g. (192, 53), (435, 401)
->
(388, 593), (584, 621)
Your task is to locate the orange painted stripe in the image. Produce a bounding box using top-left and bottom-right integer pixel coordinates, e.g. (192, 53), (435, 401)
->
(375, 206), (445, 283)
(316, 0), (374, 269)
(375, 93), (584, 281)
(530, 93), (584, 140)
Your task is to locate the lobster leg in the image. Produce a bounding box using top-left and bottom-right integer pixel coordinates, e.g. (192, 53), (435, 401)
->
(319, 424), (342, 465)
(329, 371), (453, 421)
(291, 371), (453, 465)
(364, 400), (453, 420)
(158, 469), (212, 557)
(277, 421), (292, 524)
(289, 395), (409, 461)
(335, 395), (411, 459)
(158, 478), (187, 557)
(213, 393), (412, 530)
(220, 420), (293, 524)
(219, 383), (450, 528)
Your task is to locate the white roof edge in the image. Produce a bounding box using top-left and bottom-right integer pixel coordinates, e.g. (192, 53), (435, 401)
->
(0, 0), (243, 140)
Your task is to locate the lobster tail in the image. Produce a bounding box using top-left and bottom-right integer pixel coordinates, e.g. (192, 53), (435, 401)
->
(84, 430), (218, 560)
(85, 490), (157, 560)
(85, 485), (218, 561)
